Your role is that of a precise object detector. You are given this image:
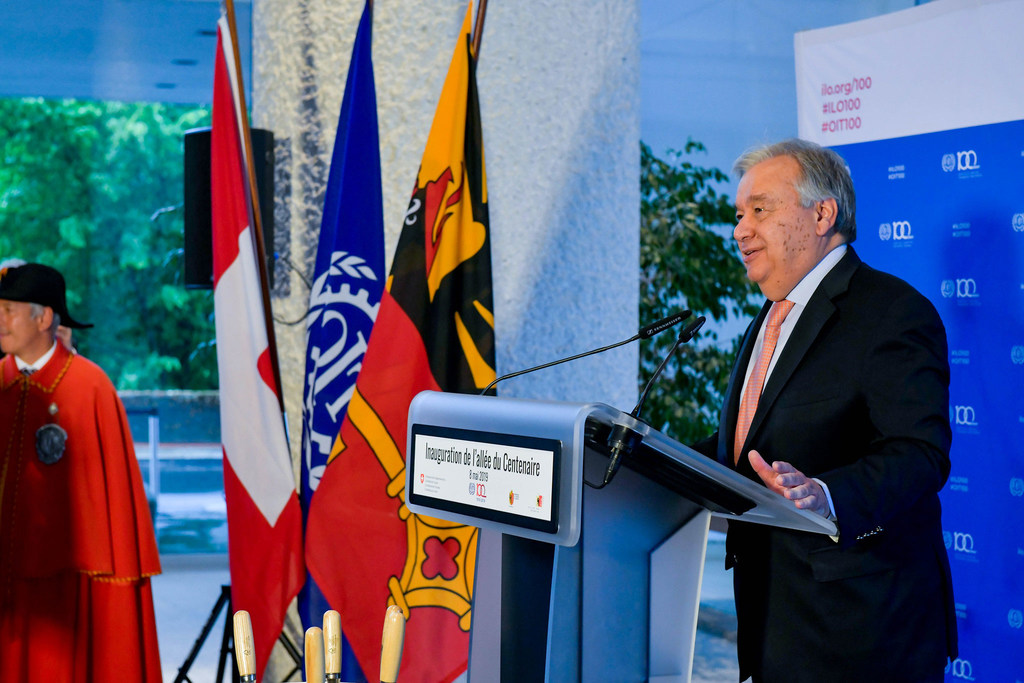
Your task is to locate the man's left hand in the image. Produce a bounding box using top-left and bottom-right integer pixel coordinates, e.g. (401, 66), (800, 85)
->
(748, 450), (829, 517)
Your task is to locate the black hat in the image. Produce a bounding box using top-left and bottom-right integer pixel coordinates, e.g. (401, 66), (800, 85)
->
(0, 263), (93, 329)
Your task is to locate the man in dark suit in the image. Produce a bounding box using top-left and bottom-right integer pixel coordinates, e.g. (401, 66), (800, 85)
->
(696, 139), (957, 682)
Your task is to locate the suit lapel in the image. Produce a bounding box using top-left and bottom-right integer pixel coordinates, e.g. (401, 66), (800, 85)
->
(726, 248), (862, 466)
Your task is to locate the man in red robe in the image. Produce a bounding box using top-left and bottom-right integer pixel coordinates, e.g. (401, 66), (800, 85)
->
(0, 263), (162, 682)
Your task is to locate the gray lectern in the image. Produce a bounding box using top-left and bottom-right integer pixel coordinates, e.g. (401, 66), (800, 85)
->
(406, 391), (836, 683)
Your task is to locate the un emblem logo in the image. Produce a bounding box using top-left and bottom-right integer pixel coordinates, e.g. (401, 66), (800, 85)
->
(941, 280), (956, 298)
(1010, 478), (1024, 497)
(941, 153), (956, 172)
(1014, 213), (1024, 232)
(878, 223), (892, 241)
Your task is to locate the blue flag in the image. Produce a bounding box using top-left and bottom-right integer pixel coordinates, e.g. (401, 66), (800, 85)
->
(299, 2), (383, 679)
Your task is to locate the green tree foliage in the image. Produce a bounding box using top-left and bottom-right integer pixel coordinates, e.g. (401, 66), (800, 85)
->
(0, 97), (216, 389)
(640, 140), (760, 444)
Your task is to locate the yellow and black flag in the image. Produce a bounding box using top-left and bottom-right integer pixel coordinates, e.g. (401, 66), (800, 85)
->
(305, 4), (494, 682)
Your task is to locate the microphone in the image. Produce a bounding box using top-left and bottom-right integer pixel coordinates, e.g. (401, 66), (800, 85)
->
(638, 310), (691, 339)
(632, 315), (706, 419)
(480, 310), (691, 394)
(589, 316), (706, 490)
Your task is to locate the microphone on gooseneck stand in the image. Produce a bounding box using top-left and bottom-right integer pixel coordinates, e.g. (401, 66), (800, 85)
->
(592, 315), (707, 490)
(632, 315), (706, 420)
(637, 310), (692, 340)
(479, 310), (692, 395)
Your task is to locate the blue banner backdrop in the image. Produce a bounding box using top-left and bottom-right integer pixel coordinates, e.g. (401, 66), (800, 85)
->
(834, 119), (1024, 679)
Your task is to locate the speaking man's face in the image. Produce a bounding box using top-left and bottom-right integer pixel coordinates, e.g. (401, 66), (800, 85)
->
(733, 155), (834, 301)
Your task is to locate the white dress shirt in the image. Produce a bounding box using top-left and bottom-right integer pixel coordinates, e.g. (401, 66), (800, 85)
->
(15, 341), (58, 374)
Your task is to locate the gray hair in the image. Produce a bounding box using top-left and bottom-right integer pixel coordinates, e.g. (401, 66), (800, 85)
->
(29, 303), (61, 334)
(733, 139), (857, 242)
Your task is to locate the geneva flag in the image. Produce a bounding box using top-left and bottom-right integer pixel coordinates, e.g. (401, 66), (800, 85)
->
(305, 5), (495, 682)
(211, 15), (304, 680)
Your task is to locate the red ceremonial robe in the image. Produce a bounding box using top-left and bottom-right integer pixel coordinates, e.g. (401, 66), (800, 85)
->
(0, 344), (162, 682)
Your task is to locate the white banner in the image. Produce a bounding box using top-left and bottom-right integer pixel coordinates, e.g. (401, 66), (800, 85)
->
(795, 0), (1024, 145)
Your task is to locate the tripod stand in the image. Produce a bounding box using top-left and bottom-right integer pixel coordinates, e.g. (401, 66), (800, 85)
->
(173, 585), (237, 683)
(173, 585), (304, 683)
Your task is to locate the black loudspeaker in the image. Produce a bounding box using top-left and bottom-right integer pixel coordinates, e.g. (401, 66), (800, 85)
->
(183, 127), (275, 290)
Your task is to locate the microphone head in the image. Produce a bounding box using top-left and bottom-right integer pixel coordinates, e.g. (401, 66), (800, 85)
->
(678, 316), (707, 343)
(639, 309), (691, 339)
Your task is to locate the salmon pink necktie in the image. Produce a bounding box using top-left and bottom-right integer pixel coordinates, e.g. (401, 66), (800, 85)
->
(734, 299), (794, 464)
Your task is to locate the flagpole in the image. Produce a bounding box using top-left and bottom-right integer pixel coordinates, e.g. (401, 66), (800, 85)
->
(471, 0), (488, 60)
(221, 0), (287, 419)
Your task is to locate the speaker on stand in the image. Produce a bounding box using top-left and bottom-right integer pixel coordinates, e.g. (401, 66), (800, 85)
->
(183, 127), (275, 290)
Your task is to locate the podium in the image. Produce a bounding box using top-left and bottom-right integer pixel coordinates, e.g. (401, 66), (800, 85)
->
(405, 391), (836, 682)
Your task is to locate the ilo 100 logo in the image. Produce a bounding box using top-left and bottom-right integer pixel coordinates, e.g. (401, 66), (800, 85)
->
(945, 657), (975, 680)
(950, 405), (978, 427)
(941, 278), (979, 300)
(878, 220), (913, 242)
(941, 150), (980, 173)
(943, 530), (977, 558)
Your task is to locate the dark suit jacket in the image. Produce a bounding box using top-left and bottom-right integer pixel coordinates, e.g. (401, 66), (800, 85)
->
(696, 248), (957, 682)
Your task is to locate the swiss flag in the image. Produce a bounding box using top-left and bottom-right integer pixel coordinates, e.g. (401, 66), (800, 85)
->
(210, 15), (304, 680)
